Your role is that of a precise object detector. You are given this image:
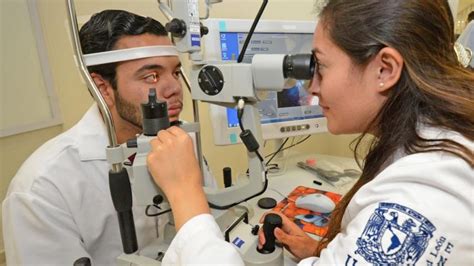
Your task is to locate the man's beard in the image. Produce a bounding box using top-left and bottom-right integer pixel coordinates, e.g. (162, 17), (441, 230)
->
(114, 90), (142, 129)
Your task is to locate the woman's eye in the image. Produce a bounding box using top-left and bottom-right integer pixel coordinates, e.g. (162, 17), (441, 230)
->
(316, 60), (323, 69)
(317, 62), (325, 75)
(144, 73), (158, 83)
(312, 62), (321, 76)
(173, 70), (182, 78)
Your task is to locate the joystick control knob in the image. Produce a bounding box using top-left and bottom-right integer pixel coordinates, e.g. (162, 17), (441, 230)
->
(258, 213), (282, 254)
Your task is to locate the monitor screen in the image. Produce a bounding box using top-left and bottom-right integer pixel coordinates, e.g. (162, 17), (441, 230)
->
(203, 19), (327, 145)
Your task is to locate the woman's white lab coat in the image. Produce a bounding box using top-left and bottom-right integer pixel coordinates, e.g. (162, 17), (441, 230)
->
(163, 126), (473, 265)
(2, 104), (217, 265)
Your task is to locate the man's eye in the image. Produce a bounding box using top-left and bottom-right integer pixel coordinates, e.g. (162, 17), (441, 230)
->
(144, 73), (158, 83)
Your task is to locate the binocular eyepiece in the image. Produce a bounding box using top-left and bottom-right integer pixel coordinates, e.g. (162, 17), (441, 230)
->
(282, 53), (315, 80)
(251, 53), (316, 90)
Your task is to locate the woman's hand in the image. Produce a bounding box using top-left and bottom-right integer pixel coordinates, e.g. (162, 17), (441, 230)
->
(147, 126), (201, 193)
(147, 126), (209, 229)
(258, 211), (319, 261)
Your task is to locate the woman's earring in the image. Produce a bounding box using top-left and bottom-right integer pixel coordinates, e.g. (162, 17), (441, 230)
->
(379, 82), (385, 88)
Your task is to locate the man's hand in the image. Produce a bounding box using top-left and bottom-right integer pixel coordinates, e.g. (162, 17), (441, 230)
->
(258, 211), (319, 261)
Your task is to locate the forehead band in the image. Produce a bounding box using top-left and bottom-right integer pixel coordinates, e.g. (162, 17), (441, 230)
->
(83, 45), (179, 66)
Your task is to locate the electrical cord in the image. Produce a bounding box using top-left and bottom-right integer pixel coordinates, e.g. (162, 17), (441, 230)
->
(145, 205), (172, 217)
(208, 179), (268, 210)
(265, 138), (289, 166)
(237, 100), (265, 162)
(208, 98), (268, 210)
(236, 98), (265, 165)
(265, 135), (312, 159)
(281, 135), (311, 152)
(237, 104), (245, 132)
(237, 0), (268, 63)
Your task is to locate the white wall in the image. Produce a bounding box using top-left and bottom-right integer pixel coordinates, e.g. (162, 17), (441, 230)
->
(455, 0), (474, 33)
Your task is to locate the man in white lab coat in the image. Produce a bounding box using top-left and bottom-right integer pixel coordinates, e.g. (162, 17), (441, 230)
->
(2, 10), (216, 265)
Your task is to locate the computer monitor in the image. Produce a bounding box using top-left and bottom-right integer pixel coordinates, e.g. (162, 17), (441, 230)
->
(202, 19), (327, 145)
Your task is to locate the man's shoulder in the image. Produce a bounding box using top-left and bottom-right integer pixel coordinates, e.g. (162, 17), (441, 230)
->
(7, 104), (106, 194)
(7, 129), (81, 192)
(10, 105), (107, 190)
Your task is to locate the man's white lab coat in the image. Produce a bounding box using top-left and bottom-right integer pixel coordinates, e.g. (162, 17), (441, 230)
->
(2, 104), (217, 265)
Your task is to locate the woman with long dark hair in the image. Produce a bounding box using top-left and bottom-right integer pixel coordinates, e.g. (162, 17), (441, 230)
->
(147, 0), (473, 264)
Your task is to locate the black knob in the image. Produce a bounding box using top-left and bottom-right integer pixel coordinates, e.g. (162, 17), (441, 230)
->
(223, 167), (232, 188)
(73, 257), (91, 266)
(251, 224), (260, 236)
(153, 195), (164, 205)
(197, 65), (224, 96)
(258, 213), (282, 254)
(126, 138), (137, 148)
(165, 18), (187, 38)
(200, 24), (209, 36)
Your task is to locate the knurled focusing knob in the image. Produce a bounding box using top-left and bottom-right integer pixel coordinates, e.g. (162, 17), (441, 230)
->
(258, 213), (282, 254)
(165, 18), (187, 38)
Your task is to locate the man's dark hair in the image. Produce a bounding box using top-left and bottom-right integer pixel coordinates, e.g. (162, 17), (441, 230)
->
(468, 11), (474, 23)
(79, 10), (168, 89)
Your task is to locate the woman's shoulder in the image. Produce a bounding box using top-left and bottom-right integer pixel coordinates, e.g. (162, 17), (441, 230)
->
(387, 125), (472, 170)
(378, 125), (472, 196)
(420, 124), (472, 144)
(342, 142), (472, 265)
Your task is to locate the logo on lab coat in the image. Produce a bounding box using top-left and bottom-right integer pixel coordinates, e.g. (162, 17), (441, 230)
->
(355, 202), (436, 264)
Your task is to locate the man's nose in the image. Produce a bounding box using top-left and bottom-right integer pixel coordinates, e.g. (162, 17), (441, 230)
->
(159, 74), (182, 98)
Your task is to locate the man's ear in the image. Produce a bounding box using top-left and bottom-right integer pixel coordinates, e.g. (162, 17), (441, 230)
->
(90, 73), (115, 108)
(375, 47), (404, 93)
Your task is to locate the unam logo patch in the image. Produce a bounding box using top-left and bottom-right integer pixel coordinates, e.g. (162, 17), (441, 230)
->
(355, 202), (436, 264)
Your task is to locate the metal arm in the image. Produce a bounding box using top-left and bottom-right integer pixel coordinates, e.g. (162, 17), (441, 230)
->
(65, 0), (119, 156)
(66, 0), (138, 254)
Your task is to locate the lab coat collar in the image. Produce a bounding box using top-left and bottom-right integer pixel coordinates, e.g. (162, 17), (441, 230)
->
(76, 103), (109, 161)
(386, 123), (473, 168)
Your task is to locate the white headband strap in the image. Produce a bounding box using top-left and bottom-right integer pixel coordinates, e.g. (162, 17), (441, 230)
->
(83, 45), (179, 66)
